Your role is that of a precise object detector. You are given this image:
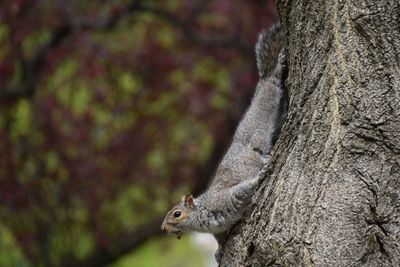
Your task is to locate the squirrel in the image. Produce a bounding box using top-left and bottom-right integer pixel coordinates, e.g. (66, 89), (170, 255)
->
(161, 23), (287, 242)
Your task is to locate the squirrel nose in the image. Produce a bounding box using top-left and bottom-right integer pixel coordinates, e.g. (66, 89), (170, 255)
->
(161, 223), (166, 231)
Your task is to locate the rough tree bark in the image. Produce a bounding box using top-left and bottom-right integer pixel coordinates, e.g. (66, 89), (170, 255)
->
(220, 0), (400, 266)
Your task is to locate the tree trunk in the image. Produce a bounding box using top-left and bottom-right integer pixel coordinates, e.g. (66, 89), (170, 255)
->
(219, 0), (400, 266)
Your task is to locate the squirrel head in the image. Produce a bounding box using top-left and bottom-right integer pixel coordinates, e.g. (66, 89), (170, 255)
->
(161, 193), (196, 239)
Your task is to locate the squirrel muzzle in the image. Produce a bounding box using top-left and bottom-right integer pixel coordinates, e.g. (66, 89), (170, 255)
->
(161, 222), (182, 239)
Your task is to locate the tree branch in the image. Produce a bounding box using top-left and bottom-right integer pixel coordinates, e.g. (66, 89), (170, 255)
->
(0, 24), (72, 101)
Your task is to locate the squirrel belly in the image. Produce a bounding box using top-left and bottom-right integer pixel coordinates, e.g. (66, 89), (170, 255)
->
(161, 23), (287, 238)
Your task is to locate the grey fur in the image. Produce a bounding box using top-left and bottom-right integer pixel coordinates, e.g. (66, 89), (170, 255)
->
(161, 24), (287, 238)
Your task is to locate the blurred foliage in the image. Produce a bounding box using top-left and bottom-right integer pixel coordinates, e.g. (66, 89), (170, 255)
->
(0, 0), (276, 266)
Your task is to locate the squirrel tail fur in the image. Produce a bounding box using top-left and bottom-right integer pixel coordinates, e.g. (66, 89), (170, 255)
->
(255, 23), (285, 79)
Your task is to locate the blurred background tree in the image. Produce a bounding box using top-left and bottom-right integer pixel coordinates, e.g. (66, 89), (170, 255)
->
(0, 0), (277, 266)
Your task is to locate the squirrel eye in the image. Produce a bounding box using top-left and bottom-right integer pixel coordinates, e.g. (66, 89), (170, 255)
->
(173, 210), (182, 218)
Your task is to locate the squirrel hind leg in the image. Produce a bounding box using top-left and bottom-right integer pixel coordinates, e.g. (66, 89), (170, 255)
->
(272, 48), (288, 80)
(261, 154), (271, 166)
(256, 162), (269, 183)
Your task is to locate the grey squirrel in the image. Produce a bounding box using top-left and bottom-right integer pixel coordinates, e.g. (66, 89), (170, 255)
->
(161, 23), (287, 240)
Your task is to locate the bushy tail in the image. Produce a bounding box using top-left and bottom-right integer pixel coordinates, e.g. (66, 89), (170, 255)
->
(255, 23), (285, 79)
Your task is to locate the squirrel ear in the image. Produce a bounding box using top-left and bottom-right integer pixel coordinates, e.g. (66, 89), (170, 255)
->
(183, 193), (196, 209)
